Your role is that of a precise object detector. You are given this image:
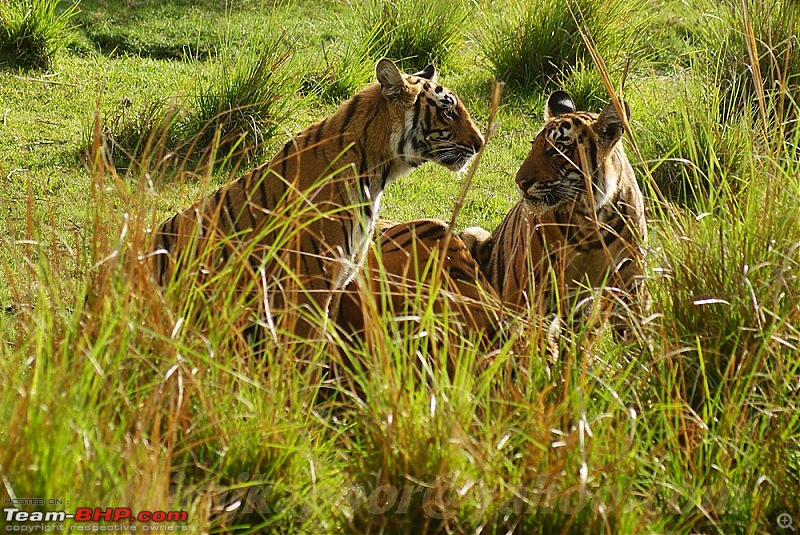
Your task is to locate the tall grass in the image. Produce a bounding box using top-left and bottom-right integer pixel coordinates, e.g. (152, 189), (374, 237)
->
(0, 0), (79, 69)
(302, 26), (379, 104)
(692, 0), (800, 119)
(358, 0), (471, 72)
(630, 3), (800, 528)
(635, 68), (755, 204)
(101, 33), (302, 174)
(2, 0), (800, 533)
(479, 0), (641, 92)
(560, 60), (610, 112)
(648, 95), (800, 367)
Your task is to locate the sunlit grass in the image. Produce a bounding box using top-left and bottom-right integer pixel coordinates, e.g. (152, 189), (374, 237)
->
(478, 0), (643, 93)
(0, 0), (79, 69)
(358, 0), (472, 72)
(1, 0), (799, 533)
(100, 32), (304, 174)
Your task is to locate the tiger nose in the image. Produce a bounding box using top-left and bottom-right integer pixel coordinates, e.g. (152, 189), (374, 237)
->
(514, 170), (531, 191)
(471, 132), (485, 154)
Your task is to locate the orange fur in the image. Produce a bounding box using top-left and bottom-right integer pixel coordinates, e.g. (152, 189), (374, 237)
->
(337, 219), (502, 338)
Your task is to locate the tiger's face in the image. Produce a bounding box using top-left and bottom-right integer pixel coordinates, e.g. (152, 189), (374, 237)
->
(514, 91), (629, 214)
(376, 60), (484, 172)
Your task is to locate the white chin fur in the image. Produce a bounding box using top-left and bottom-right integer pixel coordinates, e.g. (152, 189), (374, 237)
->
(593, 173), (617, 209)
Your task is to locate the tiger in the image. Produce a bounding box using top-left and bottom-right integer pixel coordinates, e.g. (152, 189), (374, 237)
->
(338, 90), (646, 340)
(461, 90), (647, 336)
(149, 58), (484, 338)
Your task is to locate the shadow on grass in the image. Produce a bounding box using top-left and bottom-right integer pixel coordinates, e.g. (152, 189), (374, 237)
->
(75, 0), (277, 60)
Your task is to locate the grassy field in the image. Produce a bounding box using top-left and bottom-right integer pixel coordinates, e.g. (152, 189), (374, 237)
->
(1, 0), (799, 533)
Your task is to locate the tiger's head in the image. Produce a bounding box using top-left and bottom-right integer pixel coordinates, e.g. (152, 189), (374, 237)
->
(514, 91), (630, 214)
(376, 58), (484, 172)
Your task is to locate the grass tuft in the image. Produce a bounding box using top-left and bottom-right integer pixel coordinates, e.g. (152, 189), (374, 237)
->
(359, 0), (471, 72)
(0, 0), (79, 70)
(635, 68), (755, 205)
(479, 0), (641, 92)
(301, 28), (379, 104)
(99, 34), (303, 174)
(693, 0), (800, 120)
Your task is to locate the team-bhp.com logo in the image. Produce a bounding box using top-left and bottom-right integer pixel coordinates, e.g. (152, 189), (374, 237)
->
(4, 506), (188, 532)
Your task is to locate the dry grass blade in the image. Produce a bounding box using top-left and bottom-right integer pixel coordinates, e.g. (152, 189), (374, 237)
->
(445, 82), (503, 236)
(433, 81), (502, 287)
(567, 0), (681, 231)
(740, 0), (769, 148)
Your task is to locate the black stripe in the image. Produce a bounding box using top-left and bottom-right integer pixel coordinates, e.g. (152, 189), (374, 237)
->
(254, 168), (269, 209)
(384, 222), (446, 252)
(341, 94), (361, 131)
(448, 266), (473, 282)
(604, 213), (629, 245)
(359, 175), (372, 205)
(314, 118), (326, 144)
(412, 96), (422, 131)
(279, 140), (292, 179)
(222, 190), (237, 227)
(423, 104), (433, 136)
(415, 222), (448, 242)
(161, 215), (176, 241)
(381, 228), (416, 253)
(268, 180), (279, 215)
(362, 107), (381, 140)
(158, 255), (168, 285)
(606, 189), (622, 210)
(340, 220), (352, 257)
(358, 141), (368, 177)
(210, 187), (223, 210)
(511, 252), (523, 291)
(380, 164), (392, 189)
(302, 132), (313, 150)
(382, 224), (413, 242)
(396, 129), (406, 160)
(237, 187), (256, 230)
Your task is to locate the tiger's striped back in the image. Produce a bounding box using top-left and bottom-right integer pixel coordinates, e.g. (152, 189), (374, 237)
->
(150, 59), (484, 337)
(337, 219), (502, 338)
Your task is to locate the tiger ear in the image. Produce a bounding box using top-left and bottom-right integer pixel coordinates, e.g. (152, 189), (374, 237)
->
(376, 58), (408, 102)
(544, 91), (576, 120)
(595, 101), (631, 147)
(414, 64), (437, 81)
